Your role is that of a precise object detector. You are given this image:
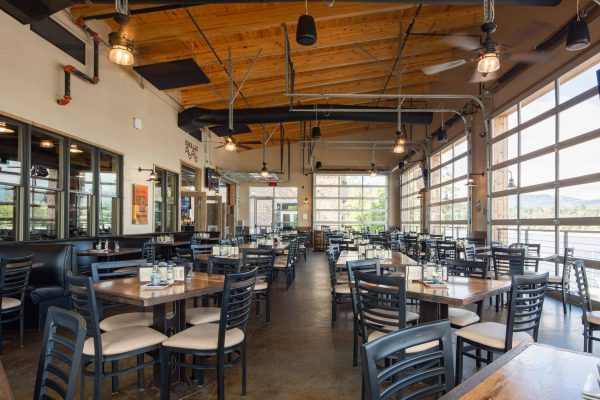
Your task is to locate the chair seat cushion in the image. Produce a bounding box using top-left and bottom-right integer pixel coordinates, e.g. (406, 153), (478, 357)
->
(83, 326), (167, 356)
(1, 297), (20, 310)
(186, 307), (221, 325)
(29, 285), (65, 304)
(162, 323), (244, 351)
(586, 311), (600, 325)
(99, 312), (153, 332)
(359, 309), (419, 324)
(448, 307), (480, 327)
(254, 281), (268, 291)
(334, 284), (351, 294)
(455, 321), (533, 350)
(368, 328), (437, 354)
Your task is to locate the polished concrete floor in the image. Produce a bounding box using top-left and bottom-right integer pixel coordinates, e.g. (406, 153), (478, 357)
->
(2, 252), (591, 399)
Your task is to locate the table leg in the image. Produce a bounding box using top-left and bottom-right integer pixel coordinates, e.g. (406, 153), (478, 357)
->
(152, 303), (167, 385)
(418, 301), (448, 323)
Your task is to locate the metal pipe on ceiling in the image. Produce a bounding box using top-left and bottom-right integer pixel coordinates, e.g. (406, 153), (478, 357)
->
(72, 0), (561, 5)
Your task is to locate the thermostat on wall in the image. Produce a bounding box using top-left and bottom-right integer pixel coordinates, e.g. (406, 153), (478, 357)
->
(133, 118), (142, 131)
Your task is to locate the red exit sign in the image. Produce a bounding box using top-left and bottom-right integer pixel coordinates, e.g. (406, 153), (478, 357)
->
(268, 181), (278, 186)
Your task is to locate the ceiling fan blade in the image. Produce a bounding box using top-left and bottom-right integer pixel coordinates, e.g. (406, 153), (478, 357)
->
(469, 70), (499, 83)
(238, 144), (253, 150)
(238, 141), (262, 145)
(442, 35), (481, 51)
(215, 144), (226, 149)
(422, 59), (468, 75)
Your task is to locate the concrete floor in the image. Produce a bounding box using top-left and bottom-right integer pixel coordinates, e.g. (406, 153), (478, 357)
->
(1, 252), (590, 399)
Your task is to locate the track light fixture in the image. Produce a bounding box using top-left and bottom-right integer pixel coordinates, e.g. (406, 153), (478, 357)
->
(139, 166), (159, 183)
(296, 0), (317, 46)
(566, 0), (590, 51)
(466, 171), (485, 187)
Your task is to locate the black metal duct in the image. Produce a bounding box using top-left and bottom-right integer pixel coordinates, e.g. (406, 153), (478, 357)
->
(0, 0), (562, 24)
(178, 106), (433, 135)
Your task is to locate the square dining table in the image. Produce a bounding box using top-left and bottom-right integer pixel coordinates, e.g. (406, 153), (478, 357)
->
(89, 272), (225, 384)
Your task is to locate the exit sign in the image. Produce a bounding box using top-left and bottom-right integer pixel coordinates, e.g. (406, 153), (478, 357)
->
(268, 181), (278, 186)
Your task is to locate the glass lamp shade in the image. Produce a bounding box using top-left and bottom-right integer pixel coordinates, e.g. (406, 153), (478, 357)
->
(147, 171), (159, 182)
(477, 52), (500, 73)
(466, 177), (476, 187)
(109, 45), (134, 66)
(393, 139), (405, 154)
(260, 163), (269, 177)
(566, 19), (590, 51)
(225, 136), (236, 151)
(296, 14), (317, 46)
(39, 139), (54, 148)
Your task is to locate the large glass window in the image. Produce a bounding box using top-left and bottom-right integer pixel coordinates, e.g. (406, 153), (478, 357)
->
(429, 135), (469, 238)
(154, 168), (178, 232)
(491, 53), (600, 283)
(313, 174), (387, 232)
(68, 142), (93, 238)
(0, 119), (21, 241)
(99, 152), (119, 235)
(249, 186), (298, 232)
(401, 164), (423, 233)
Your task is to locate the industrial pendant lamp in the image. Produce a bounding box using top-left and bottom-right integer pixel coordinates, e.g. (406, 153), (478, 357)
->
(393, 130), (406, 154)
(437, 107), (448, 142)
(369, 163), (378, 177)
(466, 172), (485, 187)
(312, 106), (322, 140)
(109, 7), (135, 65)
(260, 162), (269, 178)
(259, 126), (270, 178)
(138, 166), (159, 183)
(296, 0), (317, 46)
(566, 0), (590, 51)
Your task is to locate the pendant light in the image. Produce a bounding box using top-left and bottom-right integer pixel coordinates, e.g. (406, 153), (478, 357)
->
(567, 0), (590, 51)
(260, 162), (269, 178)
(259, 126), (270, 178)
(393, 131), (406, 154)
(437, 107), (448, 142)
(39, 139), (54, 149)
(296, 0), (317, 46)
(0, 121), (14, 133)
(369, 163), (378, 177)
(312, 106), (322, 140)
(507, 171), (517, 189)
(69, 144), (83, 154)
(109, 6), (135, 65)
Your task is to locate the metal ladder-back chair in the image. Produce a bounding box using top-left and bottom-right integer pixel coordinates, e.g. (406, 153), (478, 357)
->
(0, 255), (33, 354)
(573, 260), (600, 353)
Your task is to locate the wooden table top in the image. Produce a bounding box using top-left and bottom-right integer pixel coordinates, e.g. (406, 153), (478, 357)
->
(404, 276), (512, 306)
(336, 251), (417, 269)
(76, 247), (142, 257)
(86, 272), (225, 307)
(442, 342), (600, 400)
(195, 253), (242, 263)
(477, 251), (559, 262)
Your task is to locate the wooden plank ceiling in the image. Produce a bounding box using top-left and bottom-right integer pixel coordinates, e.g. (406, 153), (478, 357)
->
(70, 2), (482, 148)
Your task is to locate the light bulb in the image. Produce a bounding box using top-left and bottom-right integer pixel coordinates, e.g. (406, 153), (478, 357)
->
(109, 45), (134, 66)
(260, 162), (269, 177)
(39, 139), (54, 148)
(393, 139), (405, 154)
(225, 137), (237, 152)
(0, 122), (14, 133)
(477, 52), (500, 73)
(69, 144), (83, 153)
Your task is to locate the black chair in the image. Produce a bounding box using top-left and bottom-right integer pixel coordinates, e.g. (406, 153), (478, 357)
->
(361, 320), (455, 400)
(491, 247), (525, 312)
(345, 259), (385, 367)
(33, 306), (86, 400)
(67, 273), (166, 399)
(243, 248), (275, 322)
(160, 268), (257, 400)
(142, 240), (156, 263)
(90, 260), (153, 332)
(463, 243), (477, 261)
(445, 260), (488, 328)
(547, 247), (575, 314)
(191, 244), (214, 272)
(273, 239), (298, 288)
(0, 255), (33, 354)
(455, 273), (549, 383)
(510, 243), (540, 273)
(208, 257), (242, 275)
(436, 240), (458, 263)
(174, 246), (192, 259)
(573, 260), (600, 353)
(403, 236), (419, 260)
(327, 251), (352, 328)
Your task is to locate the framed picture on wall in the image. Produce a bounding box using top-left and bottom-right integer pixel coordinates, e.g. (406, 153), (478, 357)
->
(132, 184), (148, 224)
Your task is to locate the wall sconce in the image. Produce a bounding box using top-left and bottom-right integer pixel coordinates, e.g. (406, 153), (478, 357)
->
(466, 171), (485, 187)
(138, 166), (159, 183)
(303, 197), (309, 205)
(507, 170), (517, 189)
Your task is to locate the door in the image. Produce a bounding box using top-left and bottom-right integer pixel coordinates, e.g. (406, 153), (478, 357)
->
(254, 197), (273, 233)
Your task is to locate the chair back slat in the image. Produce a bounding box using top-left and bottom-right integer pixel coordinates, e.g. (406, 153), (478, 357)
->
(573, 260), (593, 314)
(463, 243), (477, 261)
(66, 273), (102, 350)
(34, 307), (86, 400)
(492, 247), (525, 278)
(0, 256), (33, 305)
(242, 249), (274, 285)
(142, 240), (156, 263)
(562, 247), (575, 286)
(361, 320), (455, 400)
(510, 243), (540, 272)
(436, 240), (457, 262)
(90, 259), (145, 282)
(445, 259), (488, 279)
(505, 272), (549, 349)
(218, 269), (257, 349)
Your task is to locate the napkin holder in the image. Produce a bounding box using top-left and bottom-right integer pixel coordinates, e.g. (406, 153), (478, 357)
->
(139, 267), (153, 282)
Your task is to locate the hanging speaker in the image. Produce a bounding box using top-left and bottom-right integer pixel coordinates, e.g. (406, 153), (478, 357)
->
(296, 14), (317, 46)
(311, 126), (321, 140)
(315, 161), (322, 169)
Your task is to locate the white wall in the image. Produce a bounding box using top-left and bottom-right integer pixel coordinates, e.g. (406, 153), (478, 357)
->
(0, 10), (241, 235)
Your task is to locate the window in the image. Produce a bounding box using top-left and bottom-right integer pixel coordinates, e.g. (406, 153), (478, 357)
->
(0, 116), (122, 241)
(429, 135), (469, 238)
(249, 186), (298, 232)
(401, 164), (423, 233)
(491, 53), (600, 283)
(313, 174), (387, 232)
(180, 165), (198, 231)
(154, 167), (179, 233)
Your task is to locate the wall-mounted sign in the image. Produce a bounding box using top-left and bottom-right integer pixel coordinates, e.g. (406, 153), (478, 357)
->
(132, 184), (148, 224)
(185, 140), (198, 162)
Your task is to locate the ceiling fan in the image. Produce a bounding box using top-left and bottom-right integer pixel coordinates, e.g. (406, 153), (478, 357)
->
(422, 1), (550, 82)
(214, 132), (262, 151)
